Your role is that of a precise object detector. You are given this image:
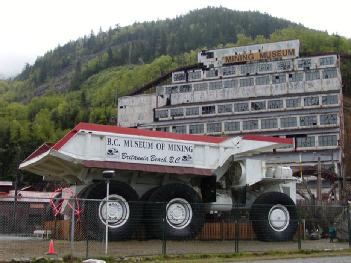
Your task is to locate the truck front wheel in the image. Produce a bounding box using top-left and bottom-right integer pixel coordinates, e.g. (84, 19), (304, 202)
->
(250, 192), (298, 241)
(84, 181), (140, 240)
(147, 183), (205, 240)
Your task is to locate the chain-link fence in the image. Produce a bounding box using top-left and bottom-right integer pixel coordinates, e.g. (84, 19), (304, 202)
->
(0, 197), (350, 260)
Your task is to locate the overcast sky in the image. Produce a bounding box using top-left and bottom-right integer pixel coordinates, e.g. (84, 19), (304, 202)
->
(1, 0), (350, 78)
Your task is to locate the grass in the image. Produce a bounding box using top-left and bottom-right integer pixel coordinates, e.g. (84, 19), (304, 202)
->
(27, 248), (351, 263)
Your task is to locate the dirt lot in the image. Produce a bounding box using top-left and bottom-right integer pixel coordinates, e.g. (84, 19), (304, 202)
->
(0, 236), (349, 261)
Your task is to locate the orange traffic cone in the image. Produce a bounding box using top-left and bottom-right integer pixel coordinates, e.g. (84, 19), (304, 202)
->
(46, 239), (57, 255)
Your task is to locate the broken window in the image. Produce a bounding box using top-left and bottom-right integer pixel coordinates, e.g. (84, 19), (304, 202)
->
(300, 115), (318, 126)
(202, 105), (216, 115)
(155, 110), (169, 119)
(188, 70), (202, 80)
(288, 72), (303, 82)
(272, 74), (286, 84)
(251, 101), (266, 111)
(172, 72), (186, 82)
(240, 64), (256, 75)
(223, 79), (238, 89)
(179, 84), (192, 93)
(258, 62), (272, 72)
(304, 96), (319, 106)
(276, 60), (292, 71)
(234, 102), (249, 112)
(205, 69), (218, 78)
(155, 127), (170, 132)
(268, 100), (283, 109)
(170, 108), (184, 117)
(222, 66), (236, 76)
(297, 58), (311, 69)
(172, 125), (186, 134)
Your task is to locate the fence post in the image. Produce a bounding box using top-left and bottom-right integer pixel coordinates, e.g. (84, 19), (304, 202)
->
(234, 206), (239, 253)
(348, 204), (351, 248)
(70, 200), (75, 254)
(162, 202), (167, 257)
(297, 218), (301, 250)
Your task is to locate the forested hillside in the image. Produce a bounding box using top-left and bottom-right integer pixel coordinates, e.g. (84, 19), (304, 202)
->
(1, 7), (351, 186)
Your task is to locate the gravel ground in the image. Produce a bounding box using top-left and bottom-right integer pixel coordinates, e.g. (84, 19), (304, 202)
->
(0, 238), (349, 261)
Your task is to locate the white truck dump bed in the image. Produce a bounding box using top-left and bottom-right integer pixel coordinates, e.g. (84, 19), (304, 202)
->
(20, 122), (292, 183)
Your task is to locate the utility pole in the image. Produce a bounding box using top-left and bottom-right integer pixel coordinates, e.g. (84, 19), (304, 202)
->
(317, 157), (322, 201)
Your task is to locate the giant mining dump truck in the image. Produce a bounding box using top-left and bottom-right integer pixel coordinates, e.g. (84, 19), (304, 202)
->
(20, 122), (297, 241)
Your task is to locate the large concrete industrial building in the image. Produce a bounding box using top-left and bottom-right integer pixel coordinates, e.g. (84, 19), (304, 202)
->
(118, 40), (343, 200)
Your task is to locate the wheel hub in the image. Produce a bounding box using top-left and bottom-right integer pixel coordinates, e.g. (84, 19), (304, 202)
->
(268, 204), (290, 232)
(98, 194), (130, 228)
(166, 198), (193, 229)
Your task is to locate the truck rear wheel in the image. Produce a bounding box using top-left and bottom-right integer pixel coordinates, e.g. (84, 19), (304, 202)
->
(84, 181), (140, 240)
(250, 192), (298, 241)
(147, 183), (204, 240)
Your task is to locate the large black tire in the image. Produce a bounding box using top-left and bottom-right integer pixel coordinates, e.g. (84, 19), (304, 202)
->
(147, 183), (205, 240)
(84, 181), (141, 240)
(250, 192), (298, 241)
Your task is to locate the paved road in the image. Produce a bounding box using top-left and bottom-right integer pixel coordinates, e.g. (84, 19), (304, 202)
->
(233, 256), (351, 263)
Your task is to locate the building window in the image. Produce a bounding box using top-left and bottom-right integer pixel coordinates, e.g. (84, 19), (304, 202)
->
(243, 120), (258, 130)
(251, 101), (266, 111)
(277, 60), (292, 71)
(261, 118), (278, 129)
(209, 81), (222, 90)
(179, 84), (192, 93)
(193, 82), (208, 92)
(286, 98), (301, 108)
(268, 100), (283, 109)
(320, 113), (338, 125)
(288, 72), (303, 82)
(240, 64), (256, 75)
(296, 136), (315, 148)
(223, 79), (238, 89)
(172, 125), (186, 134)
(170, 108), (184, 117)
(322, 95), (338, 105)
(320, 56), (335, 66)
(258, 62), (272, 72)
(188, 70), (202, 80)
(165, 85), (178, 94)
(318, 135), (338, 146)
(189, 124), (204, 134)
(156, 127), (170, 132)
(202, 105), (216, 115)
(224, 121), (240, 132)
(305, 70), (320, 81)
(280, 117), (297, 128)
(304, 96), (319, 106)
(205, 69), (218, 78)
(207, 122), (221, 133)
(272, 74), (286, 84)
(297, 58), (311, 69)
(239, 78), (254, 87)
(186, 107), (199, 116)
(255, 75), (270, 85)
(218, 104), (233, 113)
(234, 102), (249, 112)
(173, 72), (186, 82)
(322, 68), (337, 79)
(155, 110), (168, 119)
(222, 66), (235, 76)
(300, 115), (318, 126)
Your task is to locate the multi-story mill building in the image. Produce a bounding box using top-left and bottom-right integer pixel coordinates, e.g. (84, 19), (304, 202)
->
(118, 40), (344, 199)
